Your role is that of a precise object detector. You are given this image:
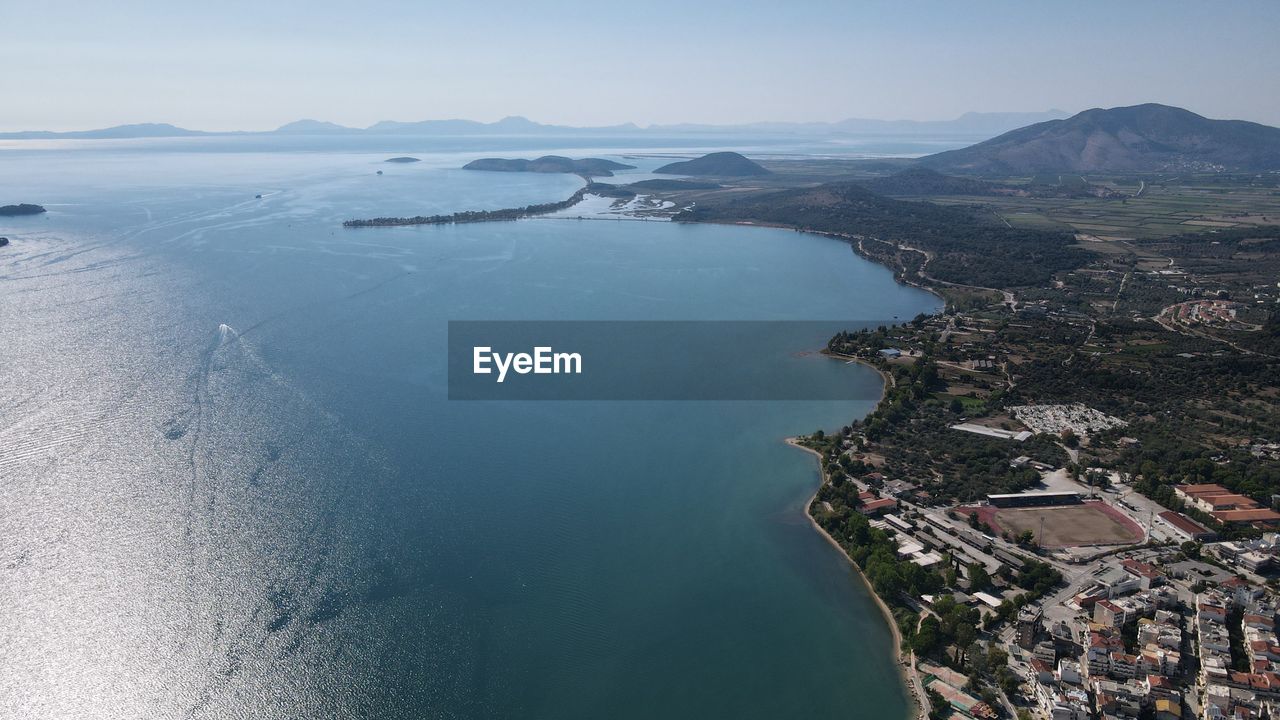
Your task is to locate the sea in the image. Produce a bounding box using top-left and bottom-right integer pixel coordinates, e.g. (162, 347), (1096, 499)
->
(0, 132), (954, 719)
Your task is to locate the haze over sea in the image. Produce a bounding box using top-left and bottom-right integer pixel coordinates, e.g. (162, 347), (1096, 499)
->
(0, 134), (943, 718)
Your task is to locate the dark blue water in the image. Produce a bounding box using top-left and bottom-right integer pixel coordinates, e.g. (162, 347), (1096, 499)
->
(0, 141), (939, 718)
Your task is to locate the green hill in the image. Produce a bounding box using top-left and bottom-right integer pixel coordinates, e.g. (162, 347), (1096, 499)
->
(921, 103), (1280, 174)
(653, 152), (770, 177)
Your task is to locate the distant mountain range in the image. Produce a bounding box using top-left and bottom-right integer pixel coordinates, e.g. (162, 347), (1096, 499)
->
(0, 111), (1071, 140)
(920, 104), (1280, 174)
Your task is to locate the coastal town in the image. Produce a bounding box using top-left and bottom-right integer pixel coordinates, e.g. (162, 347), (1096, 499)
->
(793, 233), (1280, 720)
(805, 445), (1280, 720)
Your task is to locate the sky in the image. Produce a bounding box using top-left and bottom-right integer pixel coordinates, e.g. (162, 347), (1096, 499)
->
(2, 0), (1278, 132)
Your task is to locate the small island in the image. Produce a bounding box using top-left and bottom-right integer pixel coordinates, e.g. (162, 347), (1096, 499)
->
(384, 156), (421, 163)
(653, 151), (770, 177)
(0, 237), (9, 248)
(463, 155), (635, 177)
(0, 203), (47, 216)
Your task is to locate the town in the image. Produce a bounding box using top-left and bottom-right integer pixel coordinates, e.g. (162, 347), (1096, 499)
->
(779, 176), (1280, 720)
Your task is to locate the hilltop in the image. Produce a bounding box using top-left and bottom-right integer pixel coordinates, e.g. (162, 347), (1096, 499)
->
(462, 156), (634, 177)
(921, 103), (1280, 174)
(654, 152), (770, 177)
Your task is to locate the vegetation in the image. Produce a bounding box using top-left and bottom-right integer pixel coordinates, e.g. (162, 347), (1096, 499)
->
(675, 182), (1085, 287)
(462, 155), (635, 176)
(0, 203), (46, 216)
(343, 185), (605, 227)
(653, 151), (770, 177)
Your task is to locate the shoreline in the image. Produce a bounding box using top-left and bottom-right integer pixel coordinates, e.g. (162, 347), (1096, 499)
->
(786, 437), (927, 720)
(822, 348), (896, 403)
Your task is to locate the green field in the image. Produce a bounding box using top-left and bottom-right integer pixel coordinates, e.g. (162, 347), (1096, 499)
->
(933, 179), (1280, 240)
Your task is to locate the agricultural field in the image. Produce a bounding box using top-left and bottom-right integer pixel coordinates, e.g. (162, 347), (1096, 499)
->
(932, 176), (1280, 240)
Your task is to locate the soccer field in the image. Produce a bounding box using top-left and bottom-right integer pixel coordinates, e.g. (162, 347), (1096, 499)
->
(991, 503), (1144, 548)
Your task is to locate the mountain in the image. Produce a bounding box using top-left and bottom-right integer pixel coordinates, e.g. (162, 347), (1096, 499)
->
(654, 152), (770, 177)
(0, 111), (1067, 141)
(652, 110), (1071, 137)
(921, 104), (1280, 174)
(0, 123), (208, 139)
(463, 156), (635, 176)
(274, 119), (359, 134)
(365, 116), (640, 135)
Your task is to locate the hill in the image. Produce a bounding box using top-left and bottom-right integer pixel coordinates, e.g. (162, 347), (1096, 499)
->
(654, 152), (770, 177)
(921, 104), (1280, 174)
(275, 119), (359, 134)
(0, 203), (47, 216)
(462, 156), (634, 177)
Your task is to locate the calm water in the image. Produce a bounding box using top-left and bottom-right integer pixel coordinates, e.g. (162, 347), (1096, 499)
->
(0, 140), (939, 719)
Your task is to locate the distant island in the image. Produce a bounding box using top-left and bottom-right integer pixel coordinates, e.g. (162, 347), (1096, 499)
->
(920, 103), (1280, 174)
(385, 156), (421, 163)
(0, 237), (9, 248)
(653, 152), (770, 177)
(463, 156), (635, 177)
(0, 203), (47, 216)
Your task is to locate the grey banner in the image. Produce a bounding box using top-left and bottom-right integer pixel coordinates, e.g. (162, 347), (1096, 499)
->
(447, 320), (897, 400)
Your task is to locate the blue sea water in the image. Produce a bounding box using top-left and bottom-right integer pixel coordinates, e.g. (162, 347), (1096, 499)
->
(0, 138), (940, 719)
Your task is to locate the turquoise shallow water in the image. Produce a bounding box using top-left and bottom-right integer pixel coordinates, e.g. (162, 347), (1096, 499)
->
(0, 141), (939, 719)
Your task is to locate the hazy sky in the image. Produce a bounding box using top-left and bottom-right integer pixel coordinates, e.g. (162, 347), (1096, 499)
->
(3, 0), (1278, 131)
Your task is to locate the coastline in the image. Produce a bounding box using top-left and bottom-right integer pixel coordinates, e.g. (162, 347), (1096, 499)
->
(786, 437), (927, 720)
(822, 349), (896, 402)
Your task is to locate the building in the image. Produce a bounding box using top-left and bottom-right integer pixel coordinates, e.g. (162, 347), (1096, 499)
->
(859, 498), (897, 516)
(985, 491), (1081, 508)
(1120, 559), (1164, 589)
(1094, 599), (1132, 627)
(1034, 640), (1057, 664)
(1174, 483), (1280, 526)
(1016, 606), (1043, 649)
(1156, 510), (1217, 542)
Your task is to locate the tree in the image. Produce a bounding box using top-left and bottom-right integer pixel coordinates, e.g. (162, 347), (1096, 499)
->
(912, 615), (942, 657)
(987, 646), (1008, 671)
(954, 624), (976, 665)
(967, 562), (992, 592)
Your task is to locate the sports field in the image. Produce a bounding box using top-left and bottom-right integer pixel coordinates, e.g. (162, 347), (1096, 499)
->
(966, 501), (1144, 548)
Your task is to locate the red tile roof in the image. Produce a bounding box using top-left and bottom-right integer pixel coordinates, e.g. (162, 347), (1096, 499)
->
(1158, 510), (1213, 536)
(1213, 508), (1280, 524)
